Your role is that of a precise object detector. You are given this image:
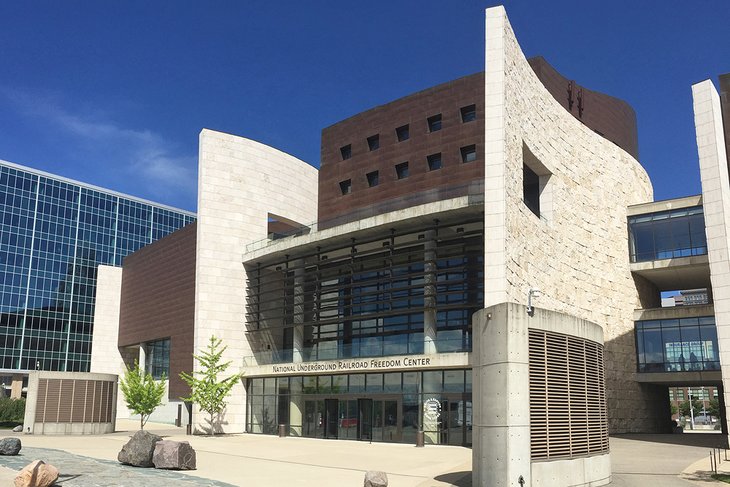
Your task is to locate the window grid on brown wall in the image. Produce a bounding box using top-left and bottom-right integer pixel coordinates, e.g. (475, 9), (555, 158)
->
(528, 329), (609, 460)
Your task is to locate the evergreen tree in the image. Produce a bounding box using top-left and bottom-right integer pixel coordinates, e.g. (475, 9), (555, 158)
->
(180, 335), (241, 435)
(119, 361), (166, 430)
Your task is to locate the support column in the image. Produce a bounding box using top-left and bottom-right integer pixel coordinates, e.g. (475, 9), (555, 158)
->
(292, 262), (305, 363)
(138, 344), (147, 372)
(472, 303), (531, 487)
(10, 375), (23, 399)
(719, 384), (728, 436)
(424, 228), (437, 354)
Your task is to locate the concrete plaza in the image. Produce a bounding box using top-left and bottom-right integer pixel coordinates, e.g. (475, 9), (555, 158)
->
(1, 421), (730, 486)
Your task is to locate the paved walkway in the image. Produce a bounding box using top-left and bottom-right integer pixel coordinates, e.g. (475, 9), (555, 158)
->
(2, 422), (730, 486)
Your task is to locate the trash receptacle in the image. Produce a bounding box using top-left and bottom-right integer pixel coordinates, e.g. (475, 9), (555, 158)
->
(416, 430), (424, 447)
(278, 424), (286, 437)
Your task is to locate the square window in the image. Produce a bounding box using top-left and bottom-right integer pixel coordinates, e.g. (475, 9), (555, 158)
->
(523, 164), (540, 216)
(396, 124), (410, 142)
(340, 145), (352, 160)
(395, 162), (409, 179)
(339, 179), (352, 195)
(460, 145), (476, 163)
(427, 153), (442, 171)
(427, 114), (442, 132)
(367, 134), (380, 151)
(460, 104), (476, 123)
(366, 171), (379, 187)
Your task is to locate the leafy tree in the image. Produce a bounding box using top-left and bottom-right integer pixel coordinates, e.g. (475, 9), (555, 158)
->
(708, 398), (720, 418)
(180, 335), (241, 435)
(670, 401), (678, 416)
(679, 398), (703, 418)
(119, 361), (166, 430)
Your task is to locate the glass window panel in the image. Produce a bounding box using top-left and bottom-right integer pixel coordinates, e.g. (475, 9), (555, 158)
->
(332, 375), (347, 393)
(349, 374), (365, 393)
(318, 376), (332, 393)
(366, 373), (383, 393)
(251, 378), (264, 395)
(423, 371), (442, 393)
(303, 376), (317, 394)
(384, 373), (401, 393)
(403, 372), (419, 393)
(443, 370), (465, 392)
(264, 377), (276, 395)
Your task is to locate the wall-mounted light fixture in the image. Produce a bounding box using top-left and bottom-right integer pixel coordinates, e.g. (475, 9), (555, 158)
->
(526, 288), (542, 315)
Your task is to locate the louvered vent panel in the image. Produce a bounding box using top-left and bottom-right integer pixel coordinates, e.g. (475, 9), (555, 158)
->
(529, 329), (609, 460)
(34, 379), (48, 422)
(58, 380), (74, 422)
(44, 379), (62, 423)
(71, 381), (88, 423)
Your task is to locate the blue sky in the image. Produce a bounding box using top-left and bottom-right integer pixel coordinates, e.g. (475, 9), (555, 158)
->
(0, 1), (728, 212)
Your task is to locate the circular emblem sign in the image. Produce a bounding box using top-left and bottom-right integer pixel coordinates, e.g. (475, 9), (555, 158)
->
(423, 397), (441, 421)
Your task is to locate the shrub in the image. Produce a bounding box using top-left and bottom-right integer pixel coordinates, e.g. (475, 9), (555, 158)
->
(0, 397), (26, 423)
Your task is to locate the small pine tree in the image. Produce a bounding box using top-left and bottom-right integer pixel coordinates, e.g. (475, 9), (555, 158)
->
(180, 335), (241, 435)
(119, 361), (166, 430)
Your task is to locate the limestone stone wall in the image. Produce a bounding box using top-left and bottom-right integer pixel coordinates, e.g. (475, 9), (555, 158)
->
(195, 129), (318, 433)
(693, 79), (730, 438)
(484, 6), (656, 433)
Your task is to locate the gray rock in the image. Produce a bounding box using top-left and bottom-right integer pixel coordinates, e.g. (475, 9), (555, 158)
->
(12, 425), (22, 433)
(364, 470), (388, 487)
(152, 440), (196, 470)
(0, 437), (21, 455)
(117, 430), (162, 467)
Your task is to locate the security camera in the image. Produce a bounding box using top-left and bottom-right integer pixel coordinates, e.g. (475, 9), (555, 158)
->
(529, 288), (542, 298)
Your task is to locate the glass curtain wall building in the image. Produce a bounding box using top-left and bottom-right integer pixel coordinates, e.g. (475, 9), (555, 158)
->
(0, 160), (195, 372)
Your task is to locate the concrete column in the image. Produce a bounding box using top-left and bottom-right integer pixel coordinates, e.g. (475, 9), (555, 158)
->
(292, 263), (305, 363)
(290, 395), (303, 436)
(10, 375), (24, 399)
(424, 229), (437, 354)
(472, 303), (531, 487)
(138, 344), (147, 371)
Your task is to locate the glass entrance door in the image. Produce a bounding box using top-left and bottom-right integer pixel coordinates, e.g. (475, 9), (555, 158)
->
(358, 398), (372, 441)
(324, 398), (339, 439)
(439, 395), (472, 446)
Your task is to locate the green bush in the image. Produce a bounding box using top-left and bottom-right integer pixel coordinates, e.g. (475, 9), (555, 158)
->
(0, 397), (26, 423)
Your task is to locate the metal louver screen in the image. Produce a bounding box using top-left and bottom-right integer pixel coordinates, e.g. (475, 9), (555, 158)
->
(529, 329), (609, 460)
(35, 378), (114, 424)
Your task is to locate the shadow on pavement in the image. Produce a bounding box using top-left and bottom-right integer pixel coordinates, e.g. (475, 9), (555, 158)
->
(434, 470), (471, 486)
(612, 433), (728, 449)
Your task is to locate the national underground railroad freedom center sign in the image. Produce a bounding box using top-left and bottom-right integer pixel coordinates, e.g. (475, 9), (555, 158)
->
(242, 352), (470, 377)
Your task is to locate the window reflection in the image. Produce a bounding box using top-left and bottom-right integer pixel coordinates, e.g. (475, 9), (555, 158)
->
(635, 316), (719, 372)
(628, 206), (706, 262)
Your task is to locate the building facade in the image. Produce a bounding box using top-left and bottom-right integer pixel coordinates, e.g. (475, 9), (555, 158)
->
(88, 6), (730, 487)
(0, 159), (194, 391)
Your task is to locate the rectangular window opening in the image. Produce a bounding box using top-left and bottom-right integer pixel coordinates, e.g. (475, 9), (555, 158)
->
(522, 143), (552, 221)
(396, 125), (410, 142)
(366, 171), (379, 187)
(427, 153), (442, 171)
(340, 145), (352, 160)
(339, 179), (352, 195)
(395, 162), (409, 179)
(427, 114), (442, 133)
(367, 135), (379, 151)
(460, 145), (476, 163)
(460, 104), (476, 123)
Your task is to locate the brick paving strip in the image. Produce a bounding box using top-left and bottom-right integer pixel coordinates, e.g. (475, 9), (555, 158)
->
(0, 446), (237, 487)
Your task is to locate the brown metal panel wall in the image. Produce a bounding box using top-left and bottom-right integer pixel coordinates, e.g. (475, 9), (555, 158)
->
(529, 329), (609, 461)
(528, 56), (639, 160)
(318, 73), (485, 227)
(119, 222), (196, 400)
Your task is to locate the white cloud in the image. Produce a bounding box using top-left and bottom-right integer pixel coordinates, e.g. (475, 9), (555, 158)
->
(0, 87), (197, 205)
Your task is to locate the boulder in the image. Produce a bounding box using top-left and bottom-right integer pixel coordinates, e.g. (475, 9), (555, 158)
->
(117, 430), (162, 467)
(0, 437), (21, 455)
(152, 440), (196, 470)
(364, 470), (388, 487)
(14, 460), (59, 487)
(12, 425), (22, 433)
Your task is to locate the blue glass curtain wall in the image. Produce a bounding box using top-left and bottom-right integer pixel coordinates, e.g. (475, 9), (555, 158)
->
(245, 219), (484, 364)
(635, 316), (719, 372)
(628, 206), (707, 263)
(0, 163), (194, 371)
